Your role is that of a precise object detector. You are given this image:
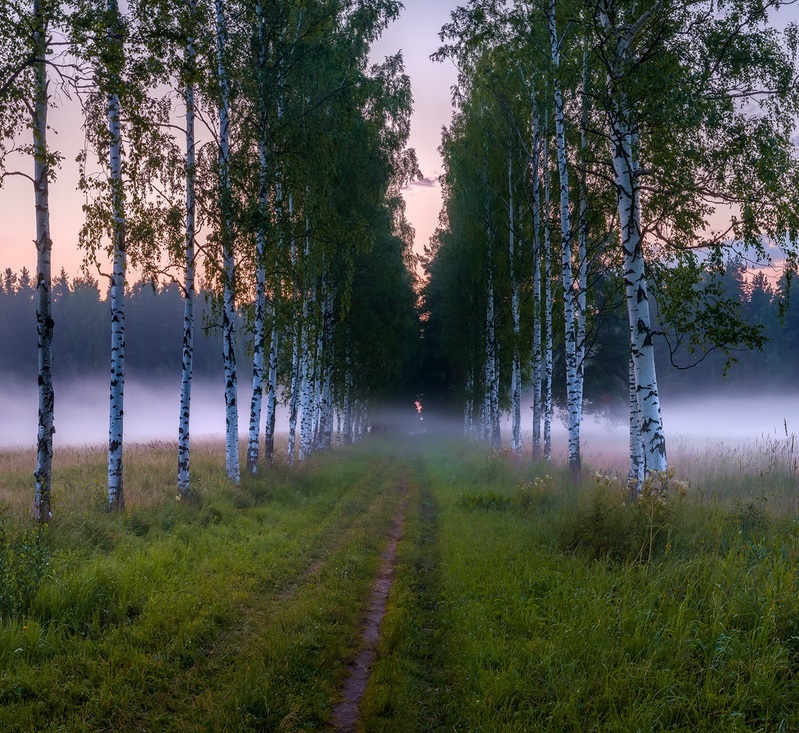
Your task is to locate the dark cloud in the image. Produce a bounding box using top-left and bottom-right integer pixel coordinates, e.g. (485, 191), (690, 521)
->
(406, 175), (438, 190)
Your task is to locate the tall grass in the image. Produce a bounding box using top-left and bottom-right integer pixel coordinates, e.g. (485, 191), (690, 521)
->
(362, 438), (799, 732)
(3, 435), (799, 730)
(0, 438), (408, 731)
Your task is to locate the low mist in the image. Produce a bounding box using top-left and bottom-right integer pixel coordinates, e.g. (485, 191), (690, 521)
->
(0, 375), (291, 449)
(1, 377), (795, 469)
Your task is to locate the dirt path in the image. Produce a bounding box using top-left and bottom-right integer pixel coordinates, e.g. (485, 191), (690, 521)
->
(330, 478), (408, 732)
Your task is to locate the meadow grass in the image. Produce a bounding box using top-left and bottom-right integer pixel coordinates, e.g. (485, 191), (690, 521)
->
(0, 438), (408, 731)
(362, 438), (799, 732)
(3, 435), (799, 731)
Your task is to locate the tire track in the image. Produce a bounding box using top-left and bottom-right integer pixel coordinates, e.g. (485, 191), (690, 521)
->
(330, 477), (409, 732)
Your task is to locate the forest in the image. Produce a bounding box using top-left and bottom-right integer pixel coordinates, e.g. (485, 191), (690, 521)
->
(4, 0), (799, 729)
(3, 258), (799, 401)
(1, 0), (421, 518)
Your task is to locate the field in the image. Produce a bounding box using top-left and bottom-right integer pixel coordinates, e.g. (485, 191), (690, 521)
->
(2, 435), (799, 731)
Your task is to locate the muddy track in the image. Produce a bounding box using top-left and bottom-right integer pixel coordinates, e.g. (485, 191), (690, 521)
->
(330, 477), (409, 732)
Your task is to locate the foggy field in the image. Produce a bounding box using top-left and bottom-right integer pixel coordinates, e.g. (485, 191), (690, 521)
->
(2, 375), (797, 455)
(2, 436), (799, 731)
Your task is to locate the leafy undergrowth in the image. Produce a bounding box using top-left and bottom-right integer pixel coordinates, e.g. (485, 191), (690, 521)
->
(362, 441), (799, 732)
(0, 441), (408, 732)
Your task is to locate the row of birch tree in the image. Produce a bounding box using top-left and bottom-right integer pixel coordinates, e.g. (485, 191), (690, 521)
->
(0, 0), (419, 520)
(424, 0), (799, 486)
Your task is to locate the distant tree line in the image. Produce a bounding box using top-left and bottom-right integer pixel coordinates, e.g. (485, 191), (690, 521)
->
(0, 266), (248, 379)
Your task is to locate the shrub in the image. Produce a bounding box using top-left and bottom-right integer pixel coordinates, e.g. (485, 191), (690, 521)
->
(460, 491), (511, 511)
(563, 470), (687, 563)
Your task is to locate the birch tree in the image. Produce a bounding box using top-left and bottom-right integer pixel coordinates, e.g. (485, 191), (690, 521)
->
(72, 0), (179, 507)
(132, 0), (211, 497)
(31, 0), (57, 521)
(214, 0), (239, 483)
(590, 0), (799, 476)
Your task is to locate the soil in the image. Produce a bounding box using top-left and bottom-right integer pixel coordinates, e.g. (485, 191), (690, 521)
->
(329, 479), (408, 732)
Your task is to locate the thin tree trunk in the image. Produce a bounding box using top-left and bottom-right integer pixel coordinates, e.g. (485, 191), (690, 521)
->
(550, 0), (580, 474)
(542, 128), (553, 463)
(508, 150), (521, 455)
(319, 286), (334, 449)
(628, 353), (644, 495)
(177, 13), (196, 496)
(343, 367), (353, 446)
(298, 225), (315, 460)
(246, 254), (266, 474)
(287, 236), (301, 465)
(575, 47), (589, 441)
(246, 0), (269, 476)
(107, 0), (126, 510)
(483, 156), (500, 449)
(216, 0), (239, 483)
(531, 111), (543, 457)
(264, 303), (279, 462)
(33, 0), (53, 522)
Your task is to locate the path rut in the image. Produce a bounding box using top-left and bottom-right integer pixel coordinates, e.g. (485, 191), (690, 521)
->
(330, 478), (408, 732)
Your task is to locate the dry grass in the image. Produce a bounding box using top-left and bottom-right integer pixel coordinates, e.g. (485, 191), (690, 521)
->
(0, 435), (292, 521)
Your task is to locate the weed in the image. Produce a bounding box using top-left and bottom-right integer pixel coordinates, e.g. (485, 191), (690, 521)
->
(561, 470), (687, 563)
(460, 491), (511, 511)
(0, 506), (50, 622)
(513, 475), (556, 513)
(727, 494), (771, 536)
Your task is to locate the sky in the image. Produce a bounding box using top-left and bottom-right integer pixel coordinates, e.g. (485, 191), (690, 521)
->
(0, 1), (461, 280)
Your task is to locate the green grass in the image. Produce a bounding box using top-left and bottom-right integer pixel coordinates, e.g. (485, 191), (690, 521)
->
(3, 436), (799, 731)
(361, 440), (799, 732)
(0, 441), (408, 731)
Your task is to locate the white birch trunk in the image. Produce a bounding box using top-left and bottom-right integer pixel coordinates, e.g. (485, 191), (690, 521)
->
(106, 0), (126, 510)
(610, 102), (667, 474)
(246, 0), (269, 473)
(628, 353), (645, 494)
(483, 157), (500, 449)
(264, 309), (279, 462)
(484, 281), (495, 446)
(464, 368), (474, 439)
(550, 0), (581, 474)
(343, 369), (353, 446)
(287, 237), (301, 465)
(299, 327), (314, 459)
(177, 15), (196, 496)
(531, 112), (543, 457)
(33, 0), (54, 521)
(508, 151), (521, 455)
(353, 399), (362, 442)
(287, 321), (301, 463)
(319, 287), (334, 450)
(542, 130), (553, 463)
(216, 0), (239, 483)
(575, 48), (589, 431)
(601, 9), (667, 474)
(298, 227), (315, 460)
(310, 320), (322, 452)
(246, 137), (268, 474)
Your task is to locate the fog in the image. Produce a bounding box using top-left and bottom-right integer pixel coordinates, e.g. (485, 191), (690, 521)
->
(0, 376), (291, 449)
(1, 377), (795, 467)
